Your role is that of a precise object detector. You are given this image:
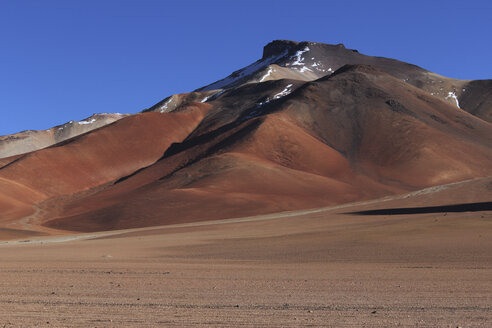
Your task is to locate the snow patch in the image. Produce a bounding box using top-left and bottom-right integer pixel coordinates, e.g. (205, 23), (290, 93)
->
(256, 97), (271, 109)
(259, 67), (274, 82)
(202, 50), (288, 91)
(242, 83), (295, 122)
(298, 66), (312, 73)
(243, 97), (272, 121)
(290, 47), (310, 66)
(199, 89), (228, 103)
(446, 91), (460, 108)
(159, 98), (173, 113)
(273, 84), (293, 99)
(78, 118), (96, 125)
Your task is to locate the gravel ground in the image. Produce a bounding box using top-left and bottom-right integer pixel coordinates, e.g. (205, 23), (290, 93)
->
(0, 206), (490, 327)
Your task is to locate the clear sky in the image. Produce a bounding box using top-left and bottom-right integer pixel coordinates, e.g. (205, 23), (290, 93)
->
(1, 0), (491, 135)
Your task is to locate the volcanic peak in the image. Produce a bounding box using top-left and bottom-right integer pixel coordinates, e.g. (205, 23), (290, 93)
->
(262, 40), (348, 59)
(262, 40), (299, 59)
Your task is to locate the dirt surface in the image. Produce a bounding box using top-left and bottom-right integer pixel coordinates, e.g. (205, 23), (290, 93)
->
(0, 195), (491, 327)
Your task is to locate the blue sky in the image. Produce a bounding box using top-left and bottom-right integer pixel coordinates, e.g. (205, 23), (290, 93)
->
(1, 0), (491, 135)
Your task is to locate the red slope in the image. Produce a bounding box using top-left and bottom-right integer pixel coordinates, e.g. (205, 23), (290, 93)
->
(0, 105), (209, 223)
(42, 66), (492, 232)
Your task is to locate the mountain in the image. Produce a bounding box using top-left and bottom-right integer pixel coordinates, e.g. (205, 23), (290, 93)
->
(147, 40), (491, 122)
(0, 113), (128, 159)
(0, 40), (491, 235)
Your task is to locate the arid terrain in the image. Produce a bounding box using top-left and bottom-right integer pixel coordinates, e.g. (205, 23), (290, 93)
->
(0, 40), (491, 326)
(0, 178), (491, 327)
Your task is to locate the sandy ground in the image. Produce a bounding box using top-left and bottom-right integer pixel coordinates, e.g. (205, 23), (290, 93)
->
(0, 199), (490, 327)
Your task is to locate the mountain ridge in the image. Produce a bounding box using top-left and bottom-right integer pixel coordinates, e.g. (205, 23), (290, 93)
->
(2, 39), (490, 159)
(0, 40), (490, 235)
(39, 64), (492, 232)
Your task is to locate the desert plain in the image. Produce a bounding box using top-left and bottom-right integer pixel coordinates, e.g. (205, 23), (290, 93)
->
(0, 178), (490, 327)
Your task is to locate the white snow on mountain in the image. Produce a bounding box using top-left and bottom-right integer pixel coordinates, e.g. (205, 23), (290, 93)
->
(446, 91), (460, 108)
(259, 67), (274, 82)
(201, 50), (288, 91)
(298, 66), (312, 73)
(78, 118), (96, 125)
(242, 83), (296, 122)
(290, 47), (310, 66)
(273, 84), (293, 99)
(159, 98), (173, 113)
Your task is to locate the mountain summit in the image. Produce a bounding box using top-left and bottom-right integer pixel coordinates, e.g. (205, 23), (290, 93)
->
(0, 40), (491, 234)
